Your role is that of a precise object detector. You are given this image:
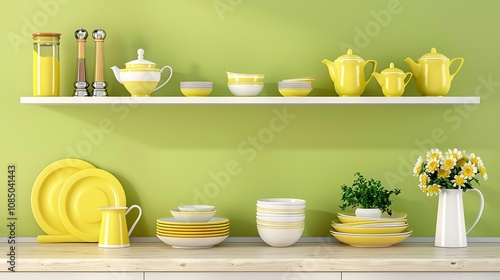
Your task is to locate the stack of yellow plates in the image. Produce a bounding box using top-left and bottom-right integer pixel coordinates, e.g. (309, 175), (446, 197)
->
(156, 217), (229, 249)
(330, 211), (412, 247)
(31, 158), (126, 243)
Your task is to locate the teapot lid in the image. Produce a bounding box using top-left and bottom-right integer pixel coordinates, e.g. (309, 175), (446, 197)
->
(419, 47), (449, 60)
(335, 49), (364, 61)
(380, 63), (405, 74)
(125, 49), (157, 69)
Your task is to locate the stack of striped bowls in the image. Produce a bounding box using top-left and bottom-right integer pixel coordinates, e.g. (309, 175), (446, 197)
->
(256, 198), (306, 247)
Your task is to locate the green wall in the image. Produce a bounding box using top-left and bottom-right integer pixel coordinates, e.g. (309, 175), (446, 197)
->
(1, 0), (499, 238)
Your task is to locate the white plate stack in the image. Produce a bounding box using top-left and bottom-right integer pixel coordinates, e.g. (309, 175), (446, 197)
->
(256, 198), (306, 247)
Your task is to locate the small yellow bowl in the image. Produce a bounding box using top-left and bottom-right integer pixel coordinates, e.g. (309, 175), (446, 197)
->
(278, 88), (312, 97)
(181, 88), (212, 97)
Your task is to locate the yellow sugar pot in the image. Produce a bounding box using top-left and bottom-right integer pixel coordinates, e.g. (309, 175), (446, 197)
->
(372, 63), (413, 97)
(322, 49), (377, 97)
(405, 47), (464, 96)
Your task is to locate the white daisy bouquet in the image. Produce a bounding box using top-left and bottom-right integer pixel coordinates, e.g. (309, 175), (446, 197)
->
(413, 148), (488, 196)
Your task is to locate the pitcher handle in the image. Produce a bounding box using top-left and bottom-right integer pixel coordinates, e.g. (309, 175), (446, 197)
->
(364, 60), (377, 85)
(153, 66), (173, 92)
(465, 188), (484, 234)
(449, 58), (464, 81)
(125, 204), (143, 236)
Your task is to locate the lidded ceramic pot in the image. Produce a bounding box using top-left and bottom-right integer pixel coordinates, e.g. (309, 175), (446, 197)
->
(405, 47), (464, 96)
(372, 63), (413, 97)
(322, 49), (377, 97)
(110, 49), (173, 97)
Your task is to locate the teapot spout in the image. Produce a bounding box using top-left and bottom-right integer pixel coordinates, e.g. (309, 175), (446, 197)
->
(110, 66), (122, 84)
(404, 58), (420, 79)
(371, 72), (385, 87)
(322, 59), (337, 82)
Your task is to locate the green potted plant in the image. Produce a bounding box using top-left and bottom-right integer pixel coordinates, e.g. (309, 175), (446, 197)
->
(340, 172), (401, 217)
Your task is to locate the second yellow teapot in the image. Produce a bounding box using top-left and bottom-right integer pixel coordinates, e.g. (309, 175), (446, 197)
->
(322, 49), (377, 97)
(405, 47), (464, 96)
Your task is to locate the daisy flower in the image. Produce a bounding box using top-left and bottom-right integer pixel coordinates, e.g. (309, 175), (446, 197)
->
(446, 148), (462, 160)
(469, 153), (479, 166)
(419, 173), (429, 189)
(456, 154), (467, 167)
(413, 156), (423, 176)
(441, 155), (457, 171)
(479, 165), (488, 180)
(452, 174), (466, 188)
(437, 168), (450, 179)
(462, 162), (477, 179)
(425, 157), (439, 173)
(426, 184), (440, 196)
(426, 148), (442, 161)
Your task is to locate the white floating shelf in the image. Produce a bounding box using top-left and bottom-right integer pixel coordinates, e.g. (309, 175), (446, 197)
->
(20, 96), (480, 105)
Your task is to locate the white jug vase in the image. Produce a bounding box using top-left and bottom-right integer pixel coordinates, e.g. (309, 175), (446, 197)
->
(434, 188), (484, 248)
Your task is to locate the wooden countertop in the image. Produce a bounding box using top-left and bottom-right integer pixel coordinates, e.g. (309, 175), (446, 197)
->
(3, 242), (500, 272)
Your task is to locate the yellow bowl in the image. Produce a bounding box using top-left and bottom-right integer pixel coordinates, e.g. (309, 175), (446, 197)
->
(181, 88), (212, 97)
(278, 88), (312, 97)
(331, 230), (412, 247)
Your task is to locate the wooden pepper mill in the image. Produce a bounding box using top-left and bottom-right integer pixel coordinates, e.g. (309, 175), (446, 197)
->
(74, 28), (90, 97)
(92, 28), (108, 97)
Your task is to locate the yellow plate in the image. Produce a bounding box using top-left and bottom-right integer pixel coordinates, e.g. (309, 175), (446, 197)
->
(58, 168), (126, 242)
(156, 231), (229, 238)
(31, 158), (95, 235)
(156, 222), (230, 230)
(37, 234), (84, 243)
(156, 229), (230, 236)
(331, 224), (408, 234)
(156, 224), (229, 231)
(331, 230), (412, 247)
(331, 219), (407, 227)
(337, 211), (407, 223)
(157, 217), (229, 226)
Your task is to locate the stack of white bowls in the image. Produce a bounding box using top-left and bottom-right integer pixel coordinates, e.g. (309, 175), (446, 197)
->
(256, 198), (305, 247)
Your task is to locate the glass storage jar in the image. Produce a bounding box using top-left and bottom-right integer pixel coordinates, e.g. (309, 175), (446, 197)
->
(33, 32), (61, 96)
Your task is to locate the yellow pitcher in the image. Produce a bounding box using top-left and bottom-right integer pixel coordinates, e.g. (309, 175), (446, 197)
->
(98, 205), (142, 248)
(405, 47), (464, 96)
(322, 49), (377, 97)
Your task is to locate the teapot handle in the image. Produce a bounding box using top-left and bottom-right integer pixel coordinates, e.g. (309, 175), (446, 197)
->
(404, 72), (413, 87)
(465, 188), (484, 235)
(449, 58), (464, 81)
(364, 60), (377, 85)
(153, 66), (173, 92)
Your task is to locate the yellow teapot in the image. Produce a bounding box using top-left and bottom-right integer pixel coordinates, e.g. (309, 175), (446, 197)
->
(322, 49), (377, 97)
(405, 47), (464, 96)
(372, 63), (413, 97)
